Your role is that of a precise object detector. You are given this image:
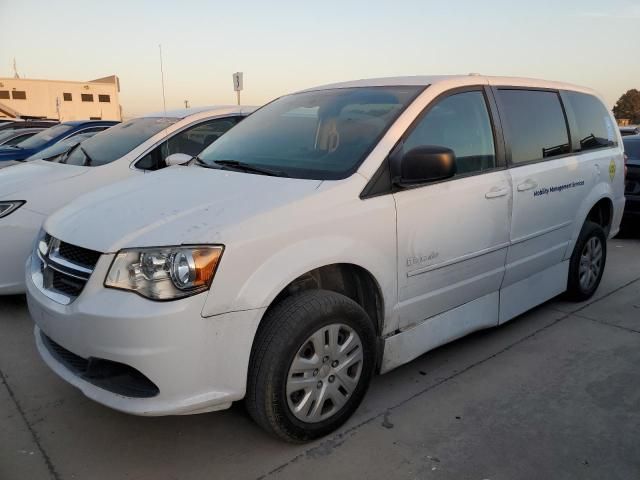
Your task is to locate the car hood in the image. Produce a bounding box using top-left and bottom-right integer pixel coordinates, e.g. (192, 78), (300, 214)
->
(0, 160), (89, 200)
(45, 166), (323, 252)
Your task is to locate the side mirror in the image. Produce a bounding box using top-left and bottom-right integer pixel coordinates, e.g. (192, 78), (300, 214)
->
(392, 145), (456, 187)
(165, 153), (193, 167)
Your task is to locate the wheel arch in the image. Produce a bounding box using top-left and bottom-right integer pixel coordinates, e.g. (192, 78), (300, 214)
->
(565, 188), (615, 260)
(267, 263), (385, 337)
(248, 261), (388, 375)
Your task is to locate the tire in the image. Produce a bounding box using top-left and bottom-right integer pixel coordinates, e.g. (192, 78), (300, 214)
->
(245, 290), (377, 442)
(566, 221), (607, 301)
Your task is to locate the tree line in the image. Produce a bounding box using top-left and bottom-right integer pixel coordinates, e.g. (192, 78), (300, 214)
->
(614, 89), (640, 124)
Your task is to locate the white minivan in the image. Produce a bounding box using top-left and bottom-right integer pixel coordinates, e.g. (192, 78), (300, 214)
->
(0, 106), (253, 294)
(26, 76), (625, 442)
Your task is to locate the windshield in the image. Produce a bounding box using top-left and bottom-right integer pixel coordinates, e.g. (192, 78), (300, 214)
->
(16, 124), (75, 149)
(624, 139), (640, 160)
(27, 132), (96, 161)
(197, 86), (424, 179)
(0, 130), (21, 144)
(62, 117), (177, 166)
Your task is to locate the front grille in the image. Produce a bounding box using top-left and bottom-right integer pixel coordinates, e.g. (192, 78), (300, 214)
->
(42, 332), (159, 398)
(31, 234), (102, 305)
(52, 270), (85, 297)
(58, 242), (101, 269)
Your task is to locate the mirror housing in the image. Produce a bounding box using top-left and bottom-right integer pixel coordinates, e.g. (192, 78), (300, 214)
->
(165, 153), (193, 167)
(392, 145), (456, 187)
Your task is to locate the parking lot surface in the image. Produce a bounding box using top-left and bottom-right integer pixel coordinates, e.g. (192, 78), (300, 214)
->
(1, 237), (639, 480)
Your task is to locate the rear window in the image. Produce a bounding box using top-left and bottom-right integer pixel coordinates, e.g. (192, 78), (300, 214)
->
(497, 89), (570, 164)
(15, 124), (74, 149)
(563, 91), (617, 151)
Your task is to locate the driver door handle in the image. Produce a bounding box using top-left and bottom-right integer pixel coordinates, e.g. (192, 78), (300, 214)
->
(485, 187), (510, 199)
(517, 179), (538, 192)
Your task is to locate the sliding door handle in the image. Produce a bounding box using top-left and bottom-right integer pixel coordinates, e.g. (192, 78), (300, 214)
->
(485, 187), (510, 199)
(517, 179), (538, 192)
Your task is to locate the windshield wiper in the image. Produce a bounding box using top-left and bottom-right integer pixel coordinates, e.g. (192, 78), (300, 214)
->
(80, 146), (94, 166)
(194, 156), (210, 167)
(212, 160), (289, 177)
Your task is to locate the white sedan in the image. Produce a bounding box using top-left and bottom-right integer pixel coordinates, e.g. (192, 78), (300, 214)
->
(0, 105), (254, 294)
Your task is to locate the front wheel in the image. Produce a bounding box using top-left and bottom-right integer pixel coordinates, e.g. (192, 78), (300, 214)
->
(566, 221), (607, 301)
(245, 290), (377, 442)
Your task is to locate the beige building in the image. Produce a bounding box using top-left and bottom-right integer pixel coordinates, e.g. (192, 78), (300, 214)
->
(0, 75), (122, 121)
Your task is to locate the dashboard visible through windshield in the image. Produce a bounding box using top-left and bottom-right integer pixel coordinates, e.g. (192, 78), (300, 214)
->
(197, 86), (425, 180)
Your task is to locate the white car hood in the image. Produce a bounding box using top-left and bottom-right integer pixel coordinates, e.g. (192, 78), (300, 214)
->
(0, 160), (88, 200)
(45, 166), (323, 252)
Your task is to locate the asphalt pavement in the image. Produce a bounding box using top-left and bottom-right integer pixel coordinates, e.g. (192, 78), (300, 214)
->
(2, 236), (639, 480)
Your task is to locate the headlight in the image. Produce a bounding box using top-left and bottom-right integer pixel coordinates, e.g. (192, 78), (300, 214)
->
(105, 246), (224, 300)
(0, 201), (25, 218)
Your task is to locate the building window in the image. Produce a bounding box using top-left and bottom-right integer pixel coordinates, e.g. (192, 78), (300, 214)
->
(63, 92), (72, 101)
(0, 91), (9, 99)
(98, 94), (110, 103)
(12, 90), (27, 100)
(81, 94), (94, 102)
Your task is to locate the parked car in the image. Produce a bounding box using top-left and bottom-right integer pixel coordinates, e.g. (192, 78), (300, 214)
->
(622, 135), (640, 224)
(26, 131), (103, 162)
(0, 106), (253, 294)
(0, 127), (44, 147)
(620, 126), (640, 137)
(25, 76), (624, 442)
(0, 119), (58, 132)
(0, 120), (118, 163)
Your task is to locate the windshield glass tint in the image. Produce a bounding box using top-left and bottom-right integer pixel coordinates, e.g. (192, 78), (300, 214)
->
(62, 117), (176, 166)
(17, 124), (74, 149)
(197, 86), (423, 179)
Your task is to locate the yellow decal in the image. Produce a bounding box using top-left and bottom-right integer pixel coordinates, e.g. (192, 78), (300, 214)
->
(609, 159), (616, 181)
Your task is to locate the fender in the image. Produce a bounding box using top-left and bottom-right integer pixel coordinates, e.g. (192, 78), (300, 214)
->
(201, 233), (399, 335)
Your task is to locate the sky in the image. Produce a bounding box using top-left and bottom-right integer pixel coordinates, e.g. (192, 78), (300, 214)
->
(1, 0), (638, 117)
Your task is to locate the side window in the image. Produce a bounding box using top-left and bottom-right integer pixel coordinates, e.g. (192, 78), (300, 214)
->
(6, 133), (34, 145)
(136, 117), (240, 171)
(403, 91), (496, 175)
(563, 91), (617, 152)
(497, 89), (569, 164)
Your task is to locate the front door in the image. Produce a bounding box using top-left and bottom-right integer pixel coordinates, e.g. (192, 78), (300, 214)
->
(394, 88), (511, 331)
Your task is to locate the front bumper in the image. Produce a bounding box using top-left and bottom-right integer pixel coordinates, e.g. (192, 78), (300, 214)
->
(0, 207), (45, 294)
(27, 254), (265, 415)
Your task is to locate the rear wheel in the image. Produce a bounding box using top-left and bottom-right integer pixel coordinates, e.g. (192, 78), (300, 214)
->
(567, 221), (607, 301)
(245, 290), (376, 442)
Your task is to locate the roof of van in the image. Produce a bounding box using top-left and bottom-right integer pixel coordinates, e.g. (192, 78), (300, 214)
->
(142, 105), (255, 119)
(300, 75), (597, 96)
